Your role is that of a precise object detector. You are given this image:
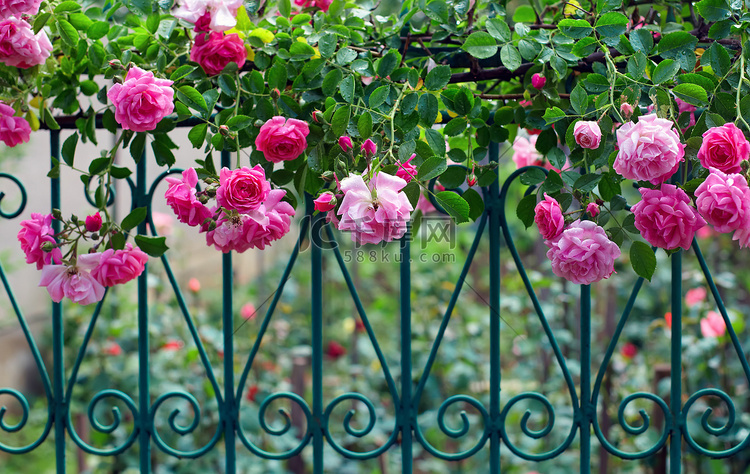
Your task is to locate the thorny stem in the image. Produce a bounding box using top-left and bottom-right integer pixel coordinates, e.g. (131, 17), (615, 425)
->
(736, 33), (750, 131)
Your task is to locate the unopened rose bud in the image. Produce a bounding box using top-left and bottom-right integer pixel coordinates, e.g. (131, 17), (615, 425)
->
(467, 174), (477, 187)
(270, 88), (280, 99)
(41, 242), (55, 252)
(254, 119), (265, 128)
(586, 202), (600, 217)
(360, 138), (376, 157)
(620, 102), (634, 119)
(219, 124), (230, 136)
(321, 171), (335, 181)
(71, 214), (78, 224)
(314, 192), (337, 212)
(312, 110), (326, 124)
(206, 185), (217, 197)
(338, 136), (353, 152)
(113, 76), (123, 84)
(198, 194), (209, 204)
(91, 232), (100, 240)
(531, 73), (546, 89)
(203, 218), (217, 232)
(52, 208), (63, 220)
(108, 59), (124, 70)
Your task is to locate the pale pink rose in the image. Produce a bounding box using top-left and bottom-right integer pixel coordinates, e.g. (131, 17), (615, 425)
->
(0, 17), (51, 68)
(544, 219), (620, 285)
(205, 214), (249, 253)
(339, 136), (353, 152)
(586, 202), (600, 217)
(107, 66), (174, 132)
(613, 114), (684, 185)
(512, 136), (542, 168)
(574, 121), (601, 149)
(216, 165), (270, 214)
(18, 213), (62, 270)
(697, 123), (750, 174)
(240, 302), (256, 320)
(700, 311), (726, 338)
(631, 184), (705, 250)
(255, 116), (310, 163)
(172, 0), (243, 32)
(337, 172), (413, 245)
(188, 277), (201, 292)
(242, 189), (295, 250)
(314, 192), (336, 212)
(190, 32), (246, 76)
(534, 193), (565, 240)
(694, 168), (750, 233)
(151, 212), (174, 236)
(361, 138), (377, 157)
(685, 287), (707, 308)
(0, 0), (42, 17)
(0, 102), (30, 147)
(531, 73), (546, 89)
(39, 254), (105, 305)
(91, 244), (148, 287)
(164, 168), (213, 227)
(415, 194), (436, 214)
(396, 154), (417, 183)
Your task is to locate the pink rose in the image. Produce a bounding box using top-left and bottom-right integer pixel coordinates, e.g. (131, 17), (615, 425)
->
(396, 153), (417, 183)
(85, 213), (103, 232)
(0, 0), (42, 17)
(0, 17), (51, 68)
(216, 165), (270, 214)
(620, 102), (634, 119)
(631, 184), (706, 251)
(164, 168), (213, 227)
(188, 277), (201, 292)
(18, 213), (62, 270)
(91, 244), (148, 287)
(294, 0), (332, 11)
(573, 121), (601, 149)
(244, 189), (295, 249)
(685, 287), (706, 308)
(107, 66), (174, 132)
(241, 302), (256, 320)
(39, 253), (105, 305)
(620, 342), (637, 359)
(361, 138), (377, 157)
(205, 214), (248, 253)
(544, 219), (620, 285)
(314, 192), (336, 212)
(151, 211), (174, 236)
(338, 136), (353, 152)
(255, 116), (310, 163)
(700, 311), (726, 338)
(190, 31), (246, 76)
(613, 114), (684, 185)
(586, 202), (600, 217)
(733, 226), (750, 248)
(675, 98), (696, 130)
(534, 193), (565, 240)
(512, 136), (542, 168)
(697, 123), (750, 174)
(337, 172), (413, 244)
(0, 102), (30, 147)
(172, 0), (243, 32)
(531, 73), (546, 89)
(694, 168), (750, 233)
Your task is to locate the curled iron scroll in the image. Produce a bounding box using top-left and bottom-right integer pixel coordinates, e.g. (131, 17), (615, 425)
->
(0, 173), (27, 219)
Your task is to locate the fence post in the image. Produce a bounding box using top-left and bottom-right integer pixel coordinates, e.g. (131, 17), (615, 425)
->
(136, 152), (151, 473)
(51, 129), (66, 474)
(488, 140), (501, 474)
(400, 235), (413, 472)
(670, 252), (682, 474)
(580, 284), (591, 474)
(310, 198), (324, 473)
(221, 150), (236, 473)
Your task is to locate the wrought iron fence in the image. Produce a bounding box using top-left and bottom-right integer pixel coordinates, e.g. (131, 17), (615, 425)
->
(0, 124), (748, 473)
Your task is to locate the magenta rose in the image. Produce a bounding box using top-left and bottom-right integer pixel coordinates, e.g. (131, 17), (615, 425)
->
(0, 0), (42, 17)
(85, 213), (103, 233)
(314, 192), (336, 212)
(0, 17), (51, 68)
(255, 116), (310, 163)
(544, 220), (620, 285)
(361, 138), (377, 157)
(613, 114), (685, 185)
(694, 168), (750, 233)
(39, 254), (105, 305)
(18, 213), (62, 269)
(631, 184), (706, 251)
(573, 121), (601, 149)
(190, 31), (246, 76)
(107, 66), (174, 132)
(338, 136), (353, 152)
(216, 165), (270, 214)
(534, 193), (565, 240)
(697, 123), (750, 174)
(91, 244), (148, 287)
(164, 168), (212, 227)
(531, 73), (546, 89)
(0, 102), (30, 147)
(396, 154), (417, 183)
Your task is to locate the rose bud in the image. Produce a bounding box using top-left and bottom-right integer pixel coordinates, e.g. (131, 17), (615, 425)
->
(314, 192), (337, 212)
(338, 136), (353, 152)
(586, 202), (600, 218)
(85, 213), (103, 232)
(620, 102), (634, 119)
(531, 73), (546, 89)
(270, 88), (280, 99)
(467, 174), (477, 187)
(361, 138), (377, 157)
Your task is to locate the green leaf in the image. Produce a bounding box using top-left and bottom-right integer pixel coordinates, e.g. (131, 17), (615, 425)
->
(130, 132), (146, 162)
(177, 86), (208, 114)
(135, 235), (168, 258)
(419, 93), (439, 125)
(672, 83), (708, 106)
(424, 66), (451, 91)
(629, 29), (654, 54)
(598, 174), (621, 201)
(652, 59), (680, 84)
(357, 112), (372, 139)
(336, 47), (357, 65)
(57, 19), (79, 46)
(513, 4), (536, 22)
(55, 1), (81, 13)
(80, 80), (99, 96)
(425, 128), (446, 156)
(520, 167), (546, 185)
(33, 13), (51, 34)
(543, 107), (566, 125)
(573, 173), (602, 192)
(151, 140), (175, 167)
(170, 65), (197, 82)
(595, 12), (628, 38)
(226, 115), (253, 131)
(630, 241), (656, 281)
(657, 31), (698, 60)
(331, 105), (351, 137)
(444, 117), (468, 136)
(267, 64), (287, 91)
(516, 194), (537, 228)
(571, 84), (588, 115)
(417, 156), (448, 181)
(500, 45), (521, 71)
(377, 49), (401, 78)
(340, 75), (355, 103)
(121, 207), (147, 232)
(695, 0), (731, 22)
(435, 191), (470, 223)
(463, 188), (485, 221)
(369, 85), (390, 109)
(558, 19), (593, 39)
(88, 157), (110, 176)
(318, 33), (337, 58)
(705, 42), (731, 77)
(61, 133), (78, 167)
(486, 18), (511, 42)
(188, 123), (208, 148)
(278, 0), (291, 17)
(462, 32), (498, 59)
(48, 157), (59, 179)
(322, 69), (343, 97)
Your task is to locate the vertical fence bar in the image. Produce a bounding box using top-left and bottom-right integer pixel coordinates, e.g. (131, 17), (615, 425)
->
(221, 150), (236, 473)
(670, 251), (682, 474)
(580, 284), (591, 474)
(50, 130), (66, 474)
(488, 141), (501, 474)
(310, 198), (324, 473)
(136, 153), (151, 473)
(400, 236), (413, 472)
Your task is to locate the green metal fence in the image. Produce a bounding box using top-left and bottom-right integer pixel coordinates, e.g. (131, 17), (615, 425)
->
(0, 126), (747, 473)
